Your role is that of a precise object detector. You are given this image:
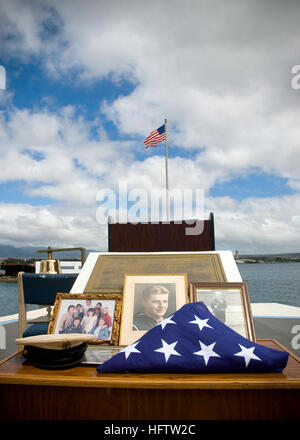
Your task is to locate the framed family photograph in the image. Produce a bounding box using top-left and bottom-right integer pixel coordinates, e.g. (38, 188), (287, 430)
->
(120, 273), (188, 345)
(189, 282), (255, 341)
(48, 293), (122, 345)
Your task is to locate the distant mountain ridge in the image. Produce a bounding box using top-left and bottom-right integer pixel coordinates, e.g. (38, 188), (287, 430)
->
(0, 245), (299, 260)
(0, 244), (99, 259)
(240, 253), (300, 258)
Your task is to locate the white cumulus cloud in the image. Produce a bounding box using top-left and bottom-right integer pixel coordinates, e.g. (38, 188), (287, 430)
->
(0, 0), (300, 253)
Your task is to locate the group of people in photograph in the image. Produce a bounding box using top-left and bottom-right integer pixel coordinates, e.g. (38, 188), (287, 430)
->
(58, 299), (113, 340)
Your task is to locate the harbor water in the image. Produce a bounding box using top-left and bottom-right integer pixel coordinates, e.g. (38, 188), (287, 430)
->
(0, 281), (38, 317)
(238, 262), (300, 308)
(0, 262), (299, 318)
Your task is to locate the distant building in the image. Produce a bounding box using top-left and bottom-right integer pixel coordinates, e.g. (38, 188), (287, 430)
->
(234, 250), (240, 260)
(0, 263), (35, 277)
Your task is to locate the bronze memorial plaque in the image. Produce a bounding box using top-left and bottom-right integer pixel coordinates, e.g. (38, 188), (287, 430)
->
(84, 254), (227, 293)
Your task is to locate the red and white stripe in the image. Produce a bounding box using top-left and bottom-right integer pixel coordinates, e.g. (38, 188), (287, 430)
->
(144, 130), (166, 148)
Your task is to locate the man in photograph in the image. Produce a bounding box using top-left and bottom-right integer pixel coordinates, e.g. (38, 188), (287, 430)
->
(132, 285), (170, 331)
(65, 316), (83, 334)
(83, 299), (92, 316)
(210, 291), (227, 323)
(58, 304), (75, 333)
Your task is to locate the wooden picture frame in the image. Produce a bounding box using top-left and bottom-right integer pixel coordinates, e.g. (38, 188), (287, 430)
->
(189, 282), (256, 341)
(48, 293), (122, 345)
(120, 273), (188, 346)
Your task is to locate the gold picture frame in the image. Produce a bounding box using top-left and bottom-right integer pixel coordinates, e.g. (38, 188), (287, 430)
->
(48, 293), (122, 345)
(189, 282), (256, 341)
(119, 273), (188, 346)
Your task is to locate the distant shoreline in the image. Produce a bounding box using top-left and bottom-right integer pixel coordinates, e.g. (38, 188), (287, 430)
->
(236, 258), (300, 264)
(0, 276), (17, 283)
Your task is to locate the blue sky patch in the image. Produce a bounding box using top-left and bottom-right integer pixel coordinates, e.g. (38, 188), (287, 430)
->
(0, 181), (55, 205)
(3, 58), (136, 141)
(22, 149), (45, 162)
(210, 172), (296, 200)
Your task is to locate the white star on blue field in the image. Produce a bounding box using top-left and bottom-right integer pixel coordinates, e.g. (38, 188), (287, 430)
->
(97, 303), (288, 373)
(1, 1), (300, 253)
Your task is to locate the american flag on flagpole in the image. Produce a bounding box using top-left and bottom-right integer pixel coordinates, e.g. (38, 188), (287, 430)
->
(144, 124), (166, 148)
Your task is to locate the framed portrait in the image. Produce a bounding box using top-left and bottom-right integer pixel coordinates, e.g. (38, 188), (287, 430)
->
(189, 282), (255, 341)
(119, 273), (188, 346)
(48, 293), (122, 345)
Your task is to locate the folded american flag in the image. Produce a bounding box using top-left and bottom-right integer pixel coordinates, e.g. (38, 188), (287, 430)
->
(144, 124), (166, 148)
(97, 302), (289, 374)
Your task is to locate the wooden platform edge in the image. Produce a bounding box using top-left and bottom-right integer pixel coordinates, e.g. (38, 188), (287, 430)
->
(0, 348), (23, 367)
(264, 338), (300, 363)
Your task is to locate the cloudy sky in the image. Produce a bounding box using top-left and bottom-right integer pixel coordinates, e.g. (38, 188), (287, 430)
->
(0, 0), (300, 254)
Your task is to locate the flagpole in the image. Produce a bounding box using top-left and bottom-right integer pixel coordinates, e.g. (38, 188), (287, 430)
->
(165, 118), (170, 222)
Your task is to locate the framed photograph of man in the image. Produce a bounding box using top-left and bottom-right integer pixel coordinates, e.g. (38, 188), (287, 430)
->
(48, 293), (122, 345)
(189, 282), (255, 341)
(119, 274), (188, 346)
